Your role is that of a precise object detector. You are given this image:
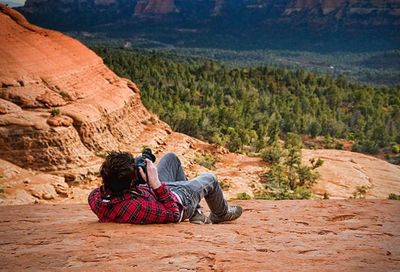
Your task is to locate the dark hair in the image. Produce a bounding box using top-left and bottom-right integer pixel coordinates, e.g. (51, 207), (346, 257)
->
(100, 151), (136, 194)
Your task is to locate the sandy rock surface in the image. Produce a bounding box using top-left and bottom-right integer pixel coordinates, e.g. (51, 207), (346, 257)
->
(0, 200), (399, 271)
(304, 149), (400, 199)
(0, 159), (92, 205)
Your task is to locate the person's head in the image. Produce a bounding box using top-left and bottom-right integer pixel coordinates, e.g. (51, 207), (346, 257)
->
(100, 151), (136, 194)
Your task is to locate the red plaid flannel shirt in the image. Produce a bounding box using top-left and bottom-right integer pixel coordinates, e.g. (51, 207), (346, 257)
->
(88, 183), (181, 224)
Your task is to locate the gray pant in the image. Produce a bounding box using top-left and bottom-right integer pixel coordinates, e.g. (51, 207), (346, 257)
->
(157, 153), (229, 221)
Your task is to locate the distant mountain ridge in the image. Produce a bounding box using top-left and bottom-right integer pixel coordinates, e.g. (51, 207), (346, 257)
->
(0, 0), (24, 7)
(17, 0), (400, 51)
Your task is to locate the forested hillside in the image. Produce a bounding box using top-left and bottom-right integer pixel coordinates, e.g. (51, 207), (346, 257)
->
(94, 48), (400, 161)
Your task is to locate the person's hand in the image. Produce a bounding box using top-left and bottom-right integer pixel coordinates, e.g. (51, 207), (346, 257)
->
(139, 159), (161, 190)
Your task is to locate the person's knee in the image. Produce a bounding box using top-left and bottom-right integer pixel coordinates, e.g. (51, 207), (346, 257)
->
(200, 172), (218, 184)
(162, 152), (180, 163)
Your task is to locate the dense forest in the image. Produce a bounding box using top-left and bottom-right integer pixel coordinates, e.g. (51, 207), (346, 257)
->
(93, 47), (400, 163)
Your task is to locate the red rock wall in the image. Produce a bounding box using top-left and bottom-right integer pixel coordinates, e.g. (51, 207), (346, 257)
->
(0, 5), (152, 170)
(285, 0), (400, 17)
(134, 0), (176, 16)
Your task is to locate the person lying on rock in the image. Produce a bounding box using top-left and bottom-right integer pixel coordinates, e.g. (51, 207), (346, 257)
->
(88, 149), (242, 224)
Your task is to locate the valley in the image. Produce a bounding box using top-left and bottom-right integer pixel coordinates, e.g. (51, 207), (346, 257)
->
(0, 4), (399, 270)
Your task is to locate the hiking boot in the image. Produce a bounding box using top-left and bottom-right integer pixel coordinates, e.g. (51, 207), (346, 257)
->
(209, 205), (243, 224)
(189, 209), (211, 225)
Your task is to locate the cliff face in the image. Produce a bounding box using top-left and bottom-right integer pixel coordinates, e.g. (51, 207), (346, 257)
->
(282, 0), (400, 28)
(0, 5), (266, 203)
(134, 0), (176, 16)
(17, 0), (400, 51)
(20, 0), (400, 26)
(0, 5), (151, 171)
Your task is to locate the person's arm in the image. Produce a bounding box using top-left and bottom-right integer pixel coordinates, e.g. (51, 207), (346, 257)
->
(130, 159), (181, 224)
(124, 184), (181, 224)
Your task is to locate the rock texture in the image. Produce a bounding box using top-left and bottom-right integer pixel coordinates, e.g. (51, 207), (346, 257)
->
(0, 5), (150, 170)
(303, 150), (400, 199)
(286, 0), (400, 18)
(19, 0), (400, 28)
(0, 8), (399, 270)
(0, 5), (399, 205)
(134, 0), (176, 16)
(16, 0), (400, 51)
(0, 5), (264, 202)
(0, 158), (94, 205)
(0, 200), (399, 271)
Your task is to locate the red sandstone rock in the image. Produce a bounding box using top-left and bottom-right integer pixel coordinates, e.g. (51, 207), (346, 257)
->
(303, 149), (400, 199)
(286, 0), (400, 17)
(0, 7), (399, 270)
(47, 115), (74, 127)
(0, 5), (264, 201)
(134, 0), (176, 16)
(0, 159), (77, 205)
(0, 98), (21, 114)
(0, 4), (154, 170)
(0, 5), (399, 205)
(0, 200), (398, 271)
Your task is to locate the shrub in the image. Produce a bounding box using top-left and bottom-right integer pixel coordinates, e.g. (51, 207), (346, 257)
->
(352, 140), (379, 154)
(60, 91), (71, 100)
(51, 108), (61, 117)
(261, 141), (284, 164)
(351, 185), (369, 199)
(219, 179), (232, 189)
(211, 132), (224, 147)
(261, 136), (322, 200)
(388, 193), (400, 200)
(308, 121), (322, 138)
(254, 194), (275, 200)
(234, 192), (252, 200)
(335, 142), (344, 150)
(323, 136), (343, 150)
(392, 145), (400, 154)
(226, 133), (242, 153)
(296, 164), (319, 188)
(310, 158), (324, 169)
(292, 187), (312, 200)
(194, 154), (216, 170)
(387, 154), (400, 165)
(255, 184), (313, 200)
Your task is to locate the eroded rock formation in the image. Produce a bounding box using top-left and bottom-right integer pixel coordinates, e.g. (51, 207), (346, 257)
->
(134, 0), (176, 16)
(0, 5), (152, 171)
(15, 0), (399, 51)
(303, 149), (400, 199)
(0, 5), (264, 203)
(19, 0), (400, 26)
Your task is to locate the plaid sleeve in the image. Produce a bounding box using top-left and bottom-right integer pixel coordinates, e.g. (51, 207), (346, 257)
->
(88, 188), (101, 215)
(153, 183), (177, 205)
(126, 184), (181, 224)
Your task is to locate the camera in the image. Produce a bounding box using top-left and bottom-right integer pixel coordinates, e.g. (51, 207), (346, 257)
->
(135, 148), (156, 184)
